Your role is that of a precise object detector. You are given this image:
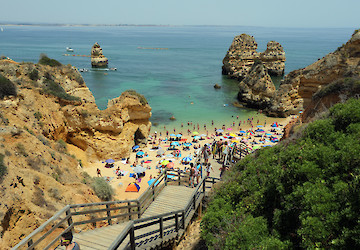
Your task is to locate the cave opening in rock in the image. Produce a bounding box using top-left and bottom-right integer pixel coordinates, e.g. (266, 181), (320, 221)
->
(134, 128), (146, 146)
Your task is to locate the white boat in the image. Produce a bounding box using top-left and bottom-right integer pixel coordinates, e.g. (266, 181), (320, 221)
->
(0, 27), (3, 32)
(66, 47), (74, 52)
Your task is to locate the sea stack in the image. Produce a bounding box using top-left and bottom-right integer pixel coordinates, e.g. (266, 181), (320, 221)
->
(91, 42), (108, 68)
(222, 34), (285, 80)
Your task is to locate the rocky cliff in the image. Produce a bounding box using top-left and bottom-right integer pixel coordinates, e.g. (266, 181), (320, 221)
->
(0, 58), (151, 247)
(267, 29), (360, 117)
(222, 34), (285, 81)
(91, 42), (108, 68)
(237, 61), (276, 109)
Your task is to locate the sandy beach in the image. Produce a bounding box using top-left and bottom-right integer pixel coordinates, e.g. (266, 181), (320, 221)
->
(68, 114), (296, 201)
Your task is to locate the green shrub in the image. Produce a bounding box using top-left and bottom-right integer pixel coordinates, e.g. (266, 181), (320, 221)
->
(43, 79), (80, 101)
(0, 74), (17, 99)
(0, 112), (9, 125)
(49, 188), (62, 200)
(123, 89), (148, 105)
(37, 134), (50, 146)
(32, 187), (47, 207)
(34, 112), (42, 121)
(38, 54), (62, 67)
(56, 139), (67, 153)
(16, 143), (28, 157)
(0, 154), (7, 179)
(91, 177), (114, 201)
(29, 69), (39, 81)
(202, 98), (360, 249)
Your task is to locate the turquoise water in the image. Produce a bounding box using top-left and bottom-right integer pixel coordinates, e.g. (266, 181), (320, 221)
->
(0, 25), (355, 131)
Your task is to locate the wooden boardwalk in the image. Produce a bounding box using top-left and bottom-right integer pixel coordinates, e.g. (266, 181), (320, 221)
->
(64, 186), (195, 249)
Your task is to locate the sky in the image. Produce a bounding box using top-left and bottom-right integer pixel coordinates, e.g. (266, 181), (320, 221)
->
(1, 0), (359, 28)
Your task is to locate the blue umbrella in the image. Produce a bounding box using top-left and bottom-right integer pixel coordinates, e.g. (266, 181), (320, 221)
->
(239, 130), (246, 133)
(256, 125), (263, 127)
(132, 145), (139, 150)
(255, 129), (265, 132)
(265, 133), (272, 136)
(184, 142), (192, 147)
(170, 133), (176, 137)
(171, 141), (180, 146)
(193, 136), (201, 140)
(105, 159), (115, 163)
(182, 156), (192, 162)
(176, 134), (182, 137)
(136, 151), (145, 156)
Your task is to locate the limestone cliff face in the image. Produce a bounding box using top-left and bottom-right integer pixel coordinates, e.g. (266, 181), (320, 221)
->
(0, 59), (151, 247)
(237, 62), (276, 109)
(91, 42), (108, 68)
(260, 41), (286, 76)
(222, 34), (285, 81)
(267, 29), (360, 117)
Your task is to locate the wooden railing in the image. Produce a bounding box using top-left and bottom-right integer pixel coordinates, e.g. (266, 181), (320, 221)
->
(13, 168), (204, 250)
(108, 175), (220, 249)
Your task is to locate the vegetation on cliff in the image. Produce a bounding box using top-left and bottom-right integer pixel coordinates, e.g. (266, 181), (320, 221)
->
(202, 98), (360, 249)
(124, 89), (148, 105)
(38, 53), (62, 67)
(0, 74), (17, 99)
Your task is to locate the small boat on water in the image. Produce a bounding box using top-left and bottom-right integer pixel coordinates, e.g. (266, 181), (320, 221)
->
(66, 47), (74, 52)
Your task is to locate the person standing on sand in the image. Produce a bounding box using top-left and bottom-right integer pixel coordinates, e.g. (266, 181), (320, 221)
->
(96, 168), (102, 177)
(189, 163), (195, 188)
(61, 231), (80, 250)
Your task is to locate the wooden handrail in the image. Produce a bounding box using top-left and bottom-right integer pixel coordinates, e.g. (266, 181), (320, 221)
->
(14, 166), (219, 249)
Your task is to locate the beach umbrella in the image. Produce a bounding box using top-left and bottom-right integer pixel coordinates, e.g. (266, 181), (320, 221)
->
(132, 145), (139, 150)
(184, 142), (192, 147)
(257, 125), (264, 127)
(176, 134), (182, 137)
(265, 133), (272, 136)
(193, 136), (201, 140)
(216, 129), (223, 133)
(161, 160), (170, 166)
(125, 182), (140, 192)
(253, 145), (261, 150)
(105, 159), (115, 164)
(170, 133), (176, 137)
(271, 122), (278, 127)
(192, 131), (199, 135)
(218, 136), (224, 140)
(166, 162), (175, 169)
(227, 128), (233, 131)
(182, 156), (192, 162)
(171, 141), (180, 146)
(136, 151), (145, 156)
(229, 133), (236, 137)
(239, 130), (246, 134)
(200, 134), (206, 137)
(231, 140), (240, 143)
(157, 148), (165, 155)
(133, 166), (146, 173)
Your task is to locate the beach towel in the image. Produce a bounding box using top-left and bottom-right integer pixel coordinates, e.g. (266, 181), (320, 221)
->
(144, 160), (152, 163)
(129, 173), (135, 178)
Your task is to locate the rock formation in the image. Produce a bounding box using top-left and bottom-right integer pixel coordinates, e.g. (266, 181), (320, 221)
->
(0, 58), (151, 247)
(260, 41), (286, 76)
(238, 61), (276, 109)
(267, 29), (360, 117)
(222, 34), (285, 81)
(91, 42), (108, 68)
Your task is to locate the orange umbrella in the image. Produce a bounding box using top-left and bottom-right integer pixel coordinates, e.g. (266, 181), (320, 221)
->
(125, 182), (140, 192)
(166, 162), (175, 169)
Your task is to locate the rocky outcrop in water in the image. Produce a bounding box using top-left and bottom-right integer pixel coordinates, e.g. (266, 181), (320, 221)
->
(222, 34), (285, 81)
(91, 42), (108, 68)
(260, 41), (286, 76)
(238, 61), (276, 109)
(267, 29), (360, 117)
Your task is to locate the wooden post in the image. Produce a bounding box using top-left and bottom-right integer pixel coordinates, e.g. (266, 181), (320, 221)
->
(106, 204), (112, 225)
(198, 203), (202, 218)
(182, 211), (185, 229)
(202, 179), (206, 193)
(130, 226), (136, 250)
(175, 214), (179, 232)
(137, 201), (141, 219)
(128, 202), (131, 220)
(178, 170), (181, 186)
(27, 239), (34, 250)
(159, 217), (164, 239)
(165, 169), (168, 186)
(65, 209), (73, 232)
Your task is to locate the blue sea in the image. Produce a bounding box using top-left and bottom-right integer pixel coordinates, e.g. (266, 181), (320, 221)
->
(0, 25), (355, 132)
